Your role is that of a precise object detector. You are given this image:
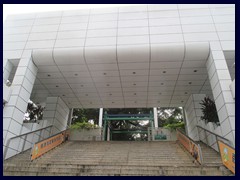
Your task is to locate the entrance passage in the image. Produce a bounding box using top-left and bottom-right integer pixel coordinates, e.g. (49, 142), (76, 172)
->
(103, 112), (154, 141)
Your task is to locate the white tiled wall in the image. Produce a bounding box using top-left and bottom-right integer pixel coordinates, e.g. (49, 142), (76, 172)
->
(3, 4), (235, 60)
(206, 50), (235, 146)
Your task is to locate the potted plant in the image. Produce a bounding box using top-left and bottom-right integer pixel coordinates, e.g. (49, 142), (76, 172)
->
(23, 100), (45, 123)
(200, 97), (220, 127)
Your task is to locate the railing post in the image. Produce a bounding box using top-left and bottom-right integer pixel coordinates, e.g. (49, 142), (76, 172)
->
(3, 139), (11, 160)
(204, 129), (209, 147)
(216, 136), (220, 152)
(21, 135), (28, 152)
(197, 126), (200, 141)
(198, 144), (204, 165)
(38, 129), (43, 142)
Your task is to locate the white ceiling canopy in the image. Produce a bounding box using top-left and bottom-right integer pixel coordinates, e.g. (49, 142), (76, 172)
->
(31, 42), (211, 108)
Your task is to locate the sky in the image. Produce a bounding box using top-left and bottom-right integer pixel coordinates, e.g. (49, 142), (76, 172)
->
(3, 4), (141, 22)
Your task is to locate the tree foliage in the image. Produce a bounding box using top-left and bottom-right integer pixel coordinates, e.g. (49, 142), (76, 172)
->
(105, 108), (152, 114)
(158, 107), (183, 127)
(72, 109), (99, 124)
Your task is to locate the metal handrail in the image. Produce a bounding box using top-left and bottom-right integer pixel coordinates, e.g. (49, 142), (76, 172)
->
(197, 125), (231, 143)
(106, 114), (152, 117)
(4, 125), (53, 160)
(34, 128), (68, 145)
(196, 125), (232, 149)
(177, 128), (199, 144)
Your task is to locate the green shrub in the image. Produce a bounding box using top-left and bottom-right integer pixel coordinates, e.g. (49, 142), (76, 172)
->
(70, 121), (97, 130)
(163, 122), (185, 131)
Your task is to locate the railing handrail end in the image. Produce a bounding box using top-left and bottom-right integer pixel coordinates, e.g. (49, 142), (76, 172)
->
(3, 125), (53, 160)
(8, 125), (53, 141)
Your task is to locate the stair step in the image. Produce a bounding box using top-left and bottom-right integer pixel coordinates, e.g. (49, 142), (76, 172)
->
(4, 166), (229, 176)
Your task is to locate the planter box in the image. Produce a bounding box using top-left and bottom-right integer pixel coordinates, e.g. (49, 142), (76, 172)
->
(69, 129), (102, 141)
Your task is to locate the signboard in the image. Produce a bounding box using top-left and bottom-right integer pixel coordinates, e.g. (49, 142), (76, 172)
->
(31, 130), (69, 160)
(177, 130), (191, 152)
(176, 130), (201, 164)
(218, 141), (235, 174)
(154, 129), (167, 140)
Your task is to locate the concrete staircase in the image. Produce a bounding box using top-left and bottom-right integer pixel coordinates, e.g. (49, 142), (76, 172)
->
(3, 141), (231, 176)
(198, 142), (224, 166)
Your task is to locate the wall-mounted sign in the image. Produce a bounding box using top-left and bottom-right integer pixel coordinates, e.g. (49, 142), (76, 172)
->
(176, 130), (202, 164)
(218, 141), (235, 174)
(31, 130), (69, 160)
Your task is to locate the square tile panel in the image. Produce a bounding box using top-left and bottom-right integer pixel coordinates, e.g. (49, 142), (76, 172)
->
(117, 44), (150, 63)
(91, 70), (119, 77)
(85, 46), (117, 64)
(119, 62), (149, 70)
(120, 69), (149, 76)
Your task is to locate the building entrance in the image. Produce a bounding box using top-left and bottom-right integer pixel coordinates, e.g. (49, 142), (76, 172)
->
(103, 112), (154, 141)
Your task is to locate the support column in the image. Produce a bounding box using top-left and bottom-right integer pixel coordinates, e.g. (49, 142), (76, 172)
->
(98, 108), (103, 127)
(182, 107), (188, 135)
(3, 59), (13, 84)
(107, 125), (110, 141)
(3, 57), (38, 159)
(102, 111), (107, 141)
(67, 108), (73, 127)
(3, 60), (14, 104)
(153, 107), (158, 128)
(184, 94), (206, 141)
(149, 111), (154, 141)
(43, 97), (70, 136)
(103, 117), (107, 141)
(206, 50), (235, 146)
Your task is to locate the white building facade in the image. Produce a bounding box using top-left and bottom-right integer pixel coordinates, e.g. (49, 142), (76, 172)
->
(3, 4), (235, 158)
